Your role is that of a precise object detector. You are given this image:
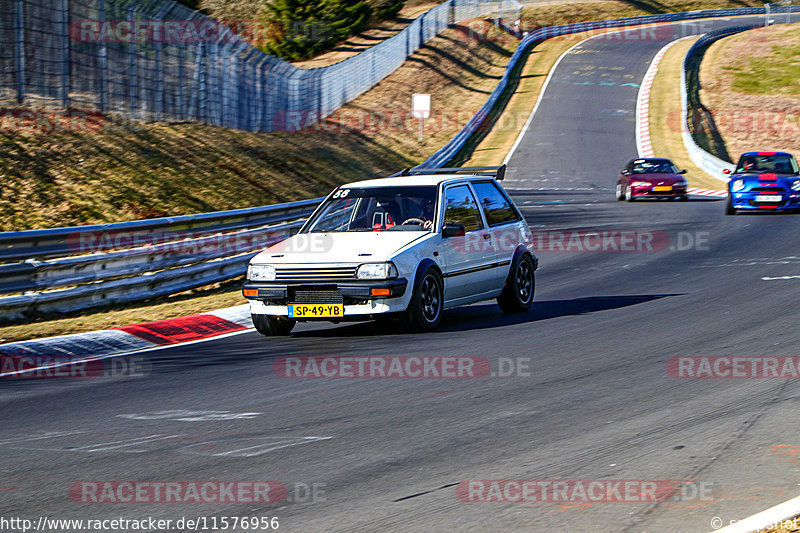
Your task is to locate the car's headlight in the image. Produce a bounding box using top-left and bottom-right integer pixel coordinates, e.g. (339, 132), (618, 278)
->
(731, 179), (746, 192)
(631, 181), (651, 187)
(674, 179), (687, 187)
(356, 262), (398, 280)
(247, 264), (276, 281)
(791, 180), (800, 191)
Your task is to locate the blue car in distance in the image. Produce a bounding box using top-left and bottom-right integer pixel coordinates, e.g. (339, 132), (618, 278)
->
(725, 152), (800, 215)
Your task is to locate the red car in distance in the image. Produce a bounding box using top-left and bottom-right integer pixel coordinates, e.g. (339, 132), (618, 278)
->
(616, 158), (689, 202)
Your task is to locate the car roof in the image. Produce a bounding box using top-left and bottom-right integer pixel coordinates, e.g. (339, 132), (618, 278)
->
(342, 174), (495, 188)
(740, 151), (793, 157)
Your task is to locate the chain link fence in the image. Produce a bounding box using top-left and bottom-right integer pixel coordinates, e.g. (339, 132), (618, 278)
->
(1, 0), (515, 132)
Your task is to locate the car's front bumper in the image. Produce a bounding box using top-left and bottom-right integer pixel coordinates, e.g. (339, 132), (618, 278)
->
(243, 279), (409, 319)
(730, 192), (800, 210)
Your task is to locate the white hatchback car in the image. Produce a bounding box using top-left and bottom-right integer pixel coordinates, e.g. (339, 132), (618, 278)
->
(243, 166), (538, 334)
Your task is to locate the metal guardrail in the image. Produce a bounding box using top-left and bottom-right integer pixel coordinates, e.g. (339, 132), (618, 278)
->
(4, 6), (800, 321)
(0, 200), (318, 320)
(0, 199), (320, 262)
(679, 26), (758, 181)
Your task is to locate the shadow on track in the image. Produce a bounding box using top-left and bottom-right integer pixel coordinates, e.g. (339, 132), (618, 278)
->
(292, 294), (682, 337)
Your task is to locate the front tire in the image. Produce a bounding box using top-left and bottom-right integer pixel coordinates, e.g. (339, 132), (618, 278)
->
(625, 185), (635, 202)
(401, 266), (443, 332)
(725, 198), (736, 215)
(615, 183), (625, 201)
(497, 254), (535, 313)
(252, 314), (296, 336)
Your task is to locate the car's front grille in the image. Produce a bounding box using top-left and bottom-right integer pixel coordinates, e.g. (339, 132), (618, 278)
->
(292, 288), (343, 304)
(275, 265), (357, 281)
(751, 187), (785, 193)
(749, 199), (786, 206)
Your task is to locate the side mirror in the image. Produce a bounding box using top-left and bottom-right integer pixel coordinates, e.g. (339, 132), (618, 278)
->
(442, 223), (466, 238)
(722, 168), (731, 175)
(679, 169), (687, 174)
(289, 226), (300, 237)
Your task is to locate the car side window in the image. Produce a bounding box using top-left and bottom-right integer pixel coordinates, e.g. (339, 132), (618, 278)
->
(443, 185), (483, 231)
(472, 181), (520, 226)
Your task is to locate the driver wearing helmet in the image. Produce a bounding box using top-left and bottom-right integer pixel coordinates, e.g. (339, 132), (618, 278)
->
(420, 198), (435, 229)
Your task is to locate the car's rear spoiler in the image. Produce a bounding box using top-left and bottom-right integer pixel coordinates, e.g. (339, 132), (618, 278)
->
(399, 165), (506, 181)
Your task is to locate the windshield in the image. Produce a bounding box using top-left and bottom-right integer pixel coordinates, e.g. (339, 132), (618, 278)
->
(632, 160), (678, 174)
(303, 186), (438, 233)
(735, 154), (799, 174)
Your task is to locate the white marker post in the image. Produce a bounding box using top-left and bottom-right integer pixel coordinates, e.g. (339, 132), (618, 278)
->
(412, 94), (430, 142)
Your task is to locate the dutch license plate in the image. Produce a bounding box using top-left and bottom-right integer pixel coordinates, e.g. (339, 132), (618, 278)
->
(288, 304), (344, 318)
(755, 195), (782, 202)
(652, 186), (672, 192)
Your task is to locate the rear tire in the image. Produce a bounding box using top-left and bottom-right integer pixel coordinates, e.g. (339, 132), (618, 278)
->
(497, 254), (535, 313)
(401, 266), (443, 332)
(251, 314), (296, 336)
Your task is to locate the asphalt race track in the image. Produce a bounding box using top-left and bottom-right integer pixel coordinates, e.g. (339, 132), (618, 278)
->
(4, 15), (800, 533)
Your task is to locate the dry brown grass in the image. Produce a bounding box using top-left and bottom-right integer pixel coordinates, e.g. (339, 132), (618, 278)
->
(700, 23), (800, 159)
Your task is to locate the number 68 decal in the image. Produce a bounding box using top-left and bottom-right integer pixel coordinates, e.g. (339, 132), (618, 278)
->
(332, 189), (350, 199)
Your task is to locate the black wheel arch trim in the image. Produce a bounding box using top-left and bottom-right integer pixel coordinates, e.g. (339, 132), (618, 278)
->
(414, 258), (442, 285)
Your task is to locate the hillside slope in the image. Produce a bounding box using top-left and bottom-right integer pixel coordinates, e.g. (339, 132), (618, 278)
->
(0, 20), (517, 231)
